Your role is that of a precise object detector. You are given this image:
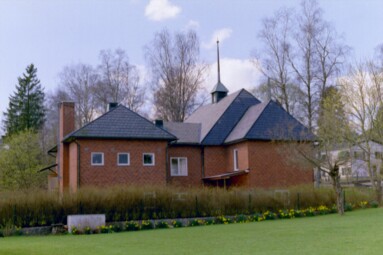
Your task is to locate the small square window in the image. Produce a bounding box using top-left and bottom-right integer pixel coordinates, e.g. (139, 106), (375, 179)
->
(143, 153), (155, 166)
(91, 152), (104, 166)
(170, 157), (188, 176)
(118, 153), (130, 166)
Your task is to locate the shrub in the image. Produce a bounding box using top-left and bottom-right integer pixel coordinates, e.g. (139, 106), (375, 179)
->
(345, 203), (353, 212)
(370, 201), (379, 208)
(278, 209), (294, 219)
(84, 226), (92, 235)
(141, 220), (154, 230)
(214, 216), (233, 224)
(188, 219), (205, 227)
(317, 205), (330, 215)
(111, 224), (122, 232)
(0, 185), (376, 228)
(235, 214), (249, 223)
(98, 225), (113, 234)
(126, 221), (140, 231)
(263, 211), (276, 220)
(155, 221), (169, 229)
(70, 226), (80, 235)
(171, 220), (183, 228)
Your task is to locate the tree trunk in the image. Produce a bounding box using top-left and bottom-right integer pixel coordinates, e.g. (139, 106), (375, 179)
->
(331, 166), (344, 215)
(375, 177), (382, 206)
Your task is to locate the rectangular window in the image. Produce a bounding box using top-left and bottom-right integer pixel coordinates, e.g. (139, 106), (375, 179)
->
(375, 152), (382, 159)
(143, 153), (155, 166)
(233, 149), (239, 171)
(170, 157), (188, 176)
(118, 153), (130, 166)
(91, 152), (104, 166)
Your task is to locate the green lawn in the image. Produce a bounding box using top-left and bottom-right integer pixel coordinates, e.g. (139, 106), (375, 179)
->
(1, 208), (382, 255)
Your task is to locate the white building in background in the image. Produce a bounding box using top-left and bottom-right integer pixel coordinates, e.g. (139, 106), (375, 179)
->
(321, 140), (383, 181)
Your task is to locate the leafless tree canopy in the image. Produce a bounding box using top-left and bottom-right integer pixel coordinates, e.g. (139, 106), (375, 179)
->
(58, 63), (99, 128)
(340, 61), (383, 204)
(145, 29), (206, 122)
(256, 0), (349, 132)
(97, 49), (145, 113)
(256, 8), (296, 114)
(44, 88), (71, 146)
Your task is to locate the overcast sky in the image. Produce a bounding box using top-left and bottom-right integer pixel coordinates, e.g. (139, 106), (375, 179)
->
(1, 0), (383, 134)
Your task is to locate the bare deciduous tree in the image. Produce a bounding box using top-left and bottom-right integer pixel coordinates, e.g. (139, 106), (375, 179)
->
(256, 8), (296, 114)
(256, 0), (349, 132)
(340, 61), (383, 205)
(44, 88), (70, 147)
(145, 29), (206, 122)
(96, 49), (145, 113)
(59, 63), (99, 128)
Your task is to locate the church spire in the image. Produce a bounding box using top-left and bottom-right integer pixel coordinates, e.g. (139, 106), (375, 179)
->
(217, 40), (221, 83)
(211, 40), (229, 104)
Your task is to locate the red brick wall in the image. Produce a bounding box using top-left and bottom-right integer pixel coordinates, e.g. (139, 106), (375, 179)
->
(60, 144), (70, 192)
(69, 142), (78, 192)
(204, 146), (228, 176)
(247, 141), (313, 188)
(226, 142), (249, 172)
(76, 139), (168, 187)
(168, 146), (202, 187)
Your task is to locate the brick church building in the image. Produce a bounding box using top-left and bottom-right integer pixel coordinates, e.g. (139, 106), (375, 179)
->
(45, 44), (315, 193)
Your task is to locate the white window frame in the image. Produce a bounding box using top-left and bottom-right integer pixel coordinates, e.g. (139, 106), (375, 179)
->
(170, 157), (188, 176)
(117, 153), (130, 166)
(143, 153), (155, 166)
(233, 149), (239, 171)
(91, 152), (104, 166)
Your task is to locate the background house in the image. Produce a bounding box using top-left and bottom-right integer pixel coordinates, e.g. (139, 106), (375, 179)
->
(320, 140), (383, 182)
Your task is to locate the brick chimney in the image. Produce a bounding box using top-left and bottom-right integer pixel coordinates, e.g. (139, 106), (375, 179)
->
(59, 102), (75, 141)
(58, 102), (75, 193)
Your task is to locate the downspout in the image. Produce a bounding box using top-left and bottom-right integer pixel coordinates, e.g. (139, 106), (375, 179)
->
(56, 103), (61, 191)
(201, 146), (205, 185)
(166, 142), (169, 185)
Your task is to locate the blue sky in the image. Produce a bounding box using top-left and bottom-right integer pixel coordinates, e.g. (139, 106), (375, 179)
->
(1, 0), (383, 133)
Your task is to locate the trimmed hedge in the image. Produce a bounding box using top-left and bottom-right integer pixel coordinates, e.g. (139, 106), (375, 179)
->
(0, 185), (375, 228)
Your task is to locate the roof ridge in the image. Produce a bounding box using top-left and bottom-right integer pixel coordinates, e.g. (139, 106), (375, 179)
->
(64, 105), (177, 142)
(243, 100), (272, 139)
(201, 88), (254, 144)
(123, 106), (177, 139)
(63, 104), (122, 141)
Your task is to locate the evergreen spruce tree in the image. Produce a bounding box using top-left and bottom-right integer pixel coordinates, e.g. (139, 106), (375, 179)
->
(3, 64), (45, 136)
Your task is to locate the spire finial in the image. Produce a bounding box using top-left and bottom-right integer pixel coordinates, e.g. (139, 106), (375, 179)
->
(217, 39), (221, 83)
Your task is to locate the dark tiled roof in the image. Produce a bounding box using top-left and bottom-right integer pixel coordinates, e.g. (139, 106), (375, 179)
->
(200, 89), (261, 145)
(163, 122), (201, 144)
(64, 105), (176, 141)
(185, 90), (242, 142)
(243, 100), (315, 141)
(225, 102), (268, 143)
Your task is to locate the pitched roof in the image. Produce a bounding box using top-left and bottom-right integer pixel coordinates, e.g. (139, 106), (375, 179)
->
(163, 122), (201, 144)
(211, 81), (229, 93)
(186, 89), (262, 145)
(225, 102), (268, 143)
(185, 90), (242, 142)
(64, 105), (176, 141)
(238, 100), (315, 142)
